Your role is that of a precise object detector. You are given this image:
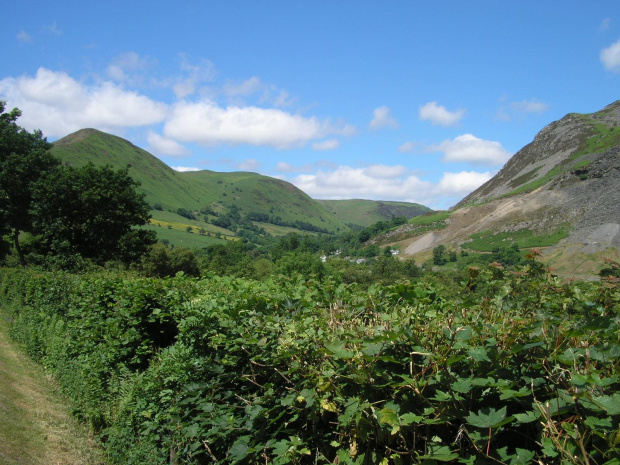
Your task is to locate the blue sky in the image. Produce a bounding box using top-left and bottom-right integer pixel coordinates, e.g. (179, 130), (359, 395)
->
(2, 1), (619, 209)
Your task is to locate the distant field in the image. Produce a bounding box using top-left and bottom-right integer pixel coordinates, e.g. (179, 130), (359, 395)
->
(142, 224), (229, 248)
(255, 222), (319, 236)
(150, 210), (234, 236)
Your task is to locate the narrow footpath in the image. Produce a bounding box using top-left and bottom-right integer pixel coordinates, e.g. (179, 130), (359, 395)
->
(0, 315), (102, 465)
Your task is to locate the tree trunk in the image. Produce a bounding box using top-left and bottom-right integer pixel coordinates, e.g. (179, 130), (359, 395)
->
(13, 229), (26, 268)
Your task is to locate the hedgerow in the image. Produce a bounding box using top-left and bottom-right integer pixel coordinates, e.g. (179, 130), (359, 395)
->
(0, 261), (618, 464)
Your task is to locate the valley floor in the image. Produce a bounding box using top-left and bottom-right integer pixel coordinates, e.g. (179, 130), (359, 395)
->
(0, 315), (102, 465)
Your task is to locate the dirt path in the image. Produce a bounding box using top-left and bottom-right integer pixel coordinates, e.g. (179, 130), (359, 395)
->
(0, 315), (103, 465)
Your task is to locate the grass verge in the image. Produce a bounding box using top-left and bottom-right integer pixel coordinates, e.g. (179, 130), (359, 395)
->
(0, 315), (102, 465)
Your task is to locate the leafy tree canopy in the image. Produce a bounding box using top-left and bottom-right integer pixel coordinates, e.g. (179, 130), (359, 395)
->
(0, 101), (59, 265)
(31, 162), (156, 265)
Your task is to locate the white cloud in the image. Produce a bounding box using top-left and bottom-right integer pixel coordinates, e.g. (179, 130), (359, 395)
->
(276, 161), (296, 172)
(171, 166), (201, 172)
(312, 139), (340, 151)
(435, 171), (492, 197)
(430, 134), (511, 166)
(222, 76), (262, 97)
(146, 131), (189, 156)
(398, 141), (418, 153)
(365, 164), (408, 179)
(276, 160), (337, 173)
(0, 68), (167, 137)
(601, 39), (620, 71)
(511, 99), (549, 113)
(222, 76), (294, 108)
(270, 89), (294, 107)
(17, 30), (33, 43)
(107, 52), (156, 83)
(164, 100), (353, 149)
(287, 164), (494, 208)
(369, 106), (399, 129)
(419, 101), (465, 126)
(290, 165), (433, 203)
(173, 55), (216, 98)
(236, 159), (262, 171)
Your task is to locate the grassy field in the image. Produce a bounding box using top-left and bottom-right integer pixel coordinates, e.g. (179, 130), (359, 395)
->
(0, 316), (102, 464)
(143, 224), (229, 248)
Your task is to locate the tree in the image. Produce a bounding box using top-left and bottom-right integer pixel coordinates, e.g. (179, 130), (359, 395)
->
(0, 101), (60, 266)
(31, 162), (156, 265)
(432, 245), (448, 266)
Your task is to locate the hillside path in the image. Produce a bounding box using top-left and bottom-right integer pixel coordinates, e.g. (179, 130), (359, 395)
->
(0, 315), (102, 465)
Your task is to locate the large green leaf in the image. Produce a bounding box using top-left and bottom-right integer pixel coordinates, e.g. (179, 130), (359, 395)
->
(466, 406), (508, 429)
(593, 393), (620, 415)
(325, 341), (355, 359)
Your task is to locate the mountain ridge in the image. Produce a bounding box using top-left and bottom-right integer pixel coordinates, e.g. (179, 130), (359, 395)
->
(51, 129), (431, 243)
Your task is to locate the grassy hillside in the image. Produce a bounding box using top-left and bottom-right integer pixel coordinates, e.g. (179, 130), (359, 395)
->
(182, 170), (346, 233)
(52, 129), (205, 211)
(317, 199), (431, 227)
(51, 129), (349, 242)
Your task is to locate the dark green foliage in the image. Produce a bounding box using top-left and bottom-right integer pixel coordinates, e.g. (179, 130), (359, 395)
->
(275, 250), (326, 279)
(0, 101), (60, 265)
(141, 243), (201, 278)
(176, 208), (196, 220)
(200, 240), (256, 278)
(600, 259), (620, 278)
(31, 162), (156, 266)
(1, 262), (619, 464)
(433, 244), (448, 265)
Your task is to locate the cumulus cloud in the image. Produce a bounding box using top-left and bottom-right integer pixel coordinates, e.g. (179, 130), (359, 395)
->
(429, 134), (511, 166)
(511, 99), (549, 113)
(236, 159), (262, 171)
(369, 106), (399, 129)
(312, 139), (340, 151)
(171, 166), (201, 172)
(164, 100), (353, 149)
(419, 101), (465, 126)
(288, 164), (494, 209)
(290, 165), (434, 203)
(0, 67), (167, 137)
(434, 171), (492, 197)
(146, 131), (189, 156)
(601, 39), (620, 71)
(17, 30), (33, 43)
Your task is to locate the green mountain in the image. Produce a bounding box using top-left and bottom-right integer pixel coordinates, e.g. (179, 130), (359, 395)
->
(51, 129), (349, 244)
(316, 199), (431, 228)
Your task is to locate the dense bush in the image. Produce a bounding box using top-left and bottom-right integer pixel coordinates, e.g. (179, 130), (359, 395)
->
(0, 262), (619, 464)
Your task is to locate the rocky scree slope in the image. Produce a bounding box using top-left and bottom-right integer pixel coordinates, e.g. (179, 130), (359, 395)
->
(391, 101), (620, 276)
